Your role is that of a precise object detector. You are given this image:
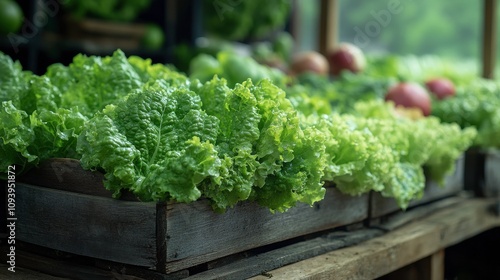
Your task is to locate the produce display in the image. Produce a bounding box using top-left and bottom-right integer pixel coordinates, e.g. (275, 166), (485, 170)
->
(0, 46), (480, 212)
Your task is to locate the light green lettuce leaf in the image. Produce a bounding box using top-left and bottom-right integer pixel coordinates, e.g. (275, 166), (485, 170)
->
(77, 86), (220, 202)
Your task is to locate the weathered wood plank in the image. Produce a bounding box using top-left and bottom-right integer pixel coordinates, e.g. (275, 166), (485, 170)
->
(185, 229), (383, 280)
(378, 249), (444, 280)
(249, 199), (500, 280)
(482, 0), (497, 78)
(165, 187), (369, 273)
(0, 263), (69, 280)
(375, 197), (464, 231)
(18, 158), (108, 197)
(370, 157), (465, 219)
(484, 150), (500, 197)
(16, 183), (157, 268)
(319, 0), (339, 56)
(18, 158), (137, 201)
(430, 250), (445, 280)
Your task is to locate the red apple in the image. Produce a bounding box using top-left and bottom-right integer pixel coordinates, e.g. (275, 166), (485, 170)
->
(425, 78), (455, 100)
(327, 43), (366, 76)
(290, 51), (329, 76)
(385, 82), (432, 116)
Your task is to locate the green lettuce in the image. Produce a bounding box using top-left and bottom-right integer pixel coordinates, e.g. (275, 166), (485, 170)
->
(190, 51), (288, 88)
(78, 78), (327, 212)
(78, 83), (220, 202)
(432, 79), (500, 149)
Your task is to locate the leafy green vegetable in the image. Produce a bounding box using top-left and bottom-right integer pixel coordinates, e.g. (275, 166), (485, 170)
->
(0, 52), (87, 174)
(0, 52), (33, 111)
(63, 0), (152, 22)
(249, 79), (326, 212)
(364, 55), (478, 86)
(190, 51), (288, 88)
(350, 101), (476, 206)
(0, 50), (191, 177)
(0, 49), (478, 212)
(432, 79), (500, 149)
(203, 0), (291, 40)
(78, 83), (220, 203)
(78, 77), (327, 212)
(53, 51), (144, 117)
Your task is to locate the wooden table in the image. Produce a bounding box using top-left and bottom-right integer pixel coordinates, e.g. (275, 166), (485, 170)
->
(249, 198), (500, 280)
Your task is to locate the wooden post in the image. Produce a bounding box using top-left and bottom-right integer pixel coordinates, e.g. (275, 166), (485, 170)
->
(379, 250), (445, 280)
(429, 250), (445, 280)
(482, 0), (497, 78)
(319, 0), (339, 56)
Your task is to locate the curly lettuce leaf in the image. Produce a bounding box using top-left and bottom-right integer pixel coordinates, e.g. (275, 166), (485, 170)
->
(0, 100), (86, 174)
(0, 52), (34, 112)
(58, 50), (144, 116)
(77, 85), (221, 202)
(194, 77), (326, 212)
(190, 51), (288, 88)
(195, 77), (261, 209)
(255, 126), (327, 211)
(433, 79), (499, 149)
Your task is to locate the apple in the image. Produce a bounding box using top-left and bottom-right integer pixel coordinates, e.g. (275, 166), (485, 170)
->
(327, 43), (366, 76)
(290, 51), (329, 76)
(385, 82), (432, 116)
(425, 78), (455, 100)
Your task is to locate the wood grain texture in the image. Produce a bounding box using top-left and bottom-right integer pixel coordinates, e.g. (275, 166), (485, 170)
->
(16, 183), (157, 268)
(165, 188), (369, 273)
(484, 150), (500, 197)
(19, 158), (108, 197)
(370, 158), (465, 218)
(378, 249), (444, 280)
(0, 264), (69, 280)
(19, 158), (138, 200)
(185, 229), (383, 280)
(482, 0), (497, 78)
(249, 199), (500, 280)
(319, 0), (339, 56)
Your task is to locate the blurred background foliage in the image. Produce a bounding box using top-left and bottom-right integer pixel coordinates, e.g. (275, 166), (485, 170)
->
(296, 0), (490, 67)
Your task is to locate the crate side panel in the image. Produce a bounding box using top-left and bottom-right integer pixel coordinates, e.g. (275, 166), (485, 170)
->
(165, 188), (368, 272)
(16, 183), (157, 268)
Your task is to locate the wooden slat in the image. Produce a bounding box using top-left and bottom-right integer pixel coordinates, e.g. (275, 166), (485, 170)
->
(0, 264), (68, 280)
(165, 188), (369, 273)
(16, 183), (157, 268)
(482, 0), (497, 78)
(318, 0), (339, 56)
(19, 158), (138, 200)
(185, 229), (383, 280)
(378, 249), (444, 280)
(483, 150), (500, 197)
(19, 159), (108, 197)
(249, 199), (500, 280)
(375, 197), (463, 232)
(430, 250), (445, 280)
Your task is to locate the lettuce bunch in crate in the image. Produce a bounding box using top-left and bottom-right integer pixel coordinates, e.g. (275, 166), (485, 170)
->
(0, 50), (477, 212)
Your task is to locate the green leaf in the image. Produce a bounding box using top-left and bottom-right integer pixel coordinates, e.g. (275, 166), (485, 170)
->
(77, 86), (221, 202)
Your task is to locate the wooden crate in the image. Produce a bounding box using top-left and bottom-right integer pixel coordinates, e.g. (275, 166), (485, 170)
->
(62, 16), (148, 51)
(464, 147), (487, 194)
(369, 156), (465, 219)
(16, 159), (369, 275)
(484, 149), (500, 197)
